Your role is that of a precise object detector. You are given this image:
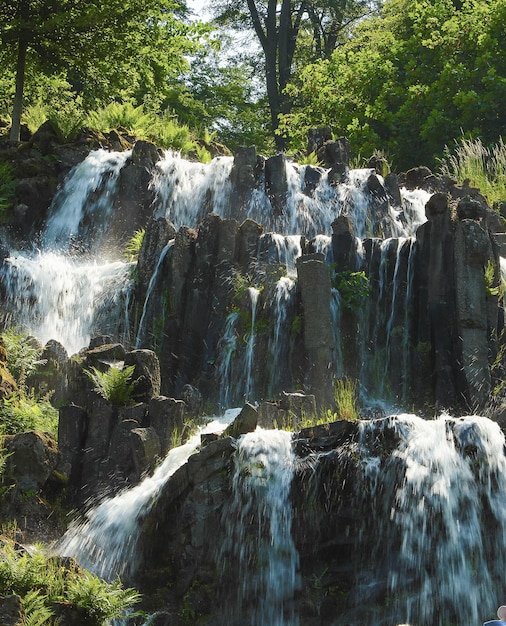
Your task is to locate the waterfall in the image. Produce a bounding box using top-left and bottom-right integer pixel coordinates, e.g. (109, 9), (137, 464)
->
(0, 252), (133, 355)
(151, 152), (234, 227)
(400, 187), (432, 235)
(217, 311), (240, 408)
(0, 149), (134, 355)
(258, 233), (302, 277)
(219, 428), (300, 626)
(269, 277), (296, 395)
(135, 239), (174, 348)
(57, 410), (240, 581)
(347, 414), (506, 626)
(244, 287), (260, 402)
(42, 149), (131, 251)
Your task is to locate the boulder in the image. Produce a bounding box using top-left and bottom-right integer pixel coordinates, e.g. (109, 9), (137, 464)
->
(124, 349), (161, 401)
(222, 403), (258, 438)
(0, 594), (25, 626)
(148, 396), (185, 456)
(5, 431), (59, 492)
(131, 426), (161, 478)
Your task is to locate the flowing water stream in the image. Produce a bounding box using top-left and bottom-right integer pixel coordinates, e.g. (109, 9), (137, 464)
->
(3, 148), (504, 625)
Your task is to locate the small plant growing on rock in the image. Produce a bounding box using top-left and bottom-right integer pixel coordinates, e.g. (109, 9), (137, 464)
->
(85, 365), (137, 406)
(333, 270), (370, 312)
(123, 228), (145, 263)
(334, 377), (360, 421)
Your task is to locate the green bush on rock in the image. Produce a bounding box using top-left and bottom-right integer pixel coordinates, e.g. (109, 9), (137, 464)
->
(0, 539), (141, 626)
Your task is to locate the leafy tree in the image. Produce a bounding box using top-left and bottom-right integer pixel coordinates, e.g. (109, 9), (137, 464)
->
(209, 0), (377, 151)
(0, 0), (197, 140)
(280, 0), (506, 168)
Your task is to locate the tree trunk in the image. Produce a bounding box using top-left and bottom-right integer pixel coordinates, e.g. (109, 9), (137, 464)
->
(10, 37), (27, 142)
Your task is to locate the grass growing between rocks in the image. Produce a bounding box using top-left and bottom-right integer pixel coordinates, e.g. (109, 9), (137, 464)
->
(438, 137), (506, 206)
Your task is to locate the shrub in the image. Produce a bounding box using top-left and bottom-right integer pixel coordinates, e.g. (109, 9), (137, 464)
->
(333, 270), (370, 311)
(85, 365), (137, 406)
(0, 390), (58, 437)
(86, 101), (154, 137)
(149, 111), (195, 154)
(124, 228), (145, 263)
(2, 328), (45, 380)
(0, 540), (140, 626)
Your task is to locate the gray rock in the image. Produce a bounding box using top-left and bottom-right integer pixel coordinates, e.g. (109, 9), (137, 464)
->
(5, 431), (59, 492)
(131, 426), (161, 478)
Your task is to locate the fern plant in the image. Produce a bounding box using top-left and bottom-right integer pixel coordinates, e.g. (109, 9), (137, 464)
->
(123, 228), (145, 262)
(86, 101), (154, 137)
(85, 365), (137, 406)
(0, 540), (140, 626)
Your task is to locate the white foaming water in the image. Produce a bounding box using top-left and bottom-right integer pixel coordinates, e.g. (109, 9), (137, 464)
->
(221, 428), (300, 626)
(217, 311), (240, 408)
(269, 277), (296, 395)
(151, 152), (234, 228)
(0, 252), (133, 355)
(57, 409), (241, 581)
(354, 414), (506, 626)
(400, 187), (431, 235)
(1, 149), (135, 354)
(244, 286), (260, 402)
(258, 233), (302, 277)
(152, 156), (425, 238)
(42, 149), (131, 250)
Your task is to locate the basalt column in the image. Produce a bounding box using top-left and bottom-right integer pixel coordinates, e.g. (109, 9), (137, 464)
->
(296, 253), (335, 408)
(414, 192), (459, 408)
(454, 197), (495, 410)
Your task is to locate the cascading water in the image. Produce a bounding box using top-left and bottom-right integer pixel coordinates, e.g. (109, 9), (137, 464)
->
(343, 414), (506, 626)
(57, 410), (240, 581)
(219, 428), (300, 626)
(0, 149), (134, 354)
(269, 277), (297, 396)
(244, 287), (260, 402)
(42, 149), (132, 251)
(135, 239), (174, 348)
(0, 252), (132, 356)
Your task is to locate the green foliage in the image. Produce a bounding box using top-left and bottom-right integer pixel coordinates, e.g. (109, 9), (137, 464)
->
(1, 0), (199, 138)
(124, 228), (145, 263)
(0, 541), (140, 626)
(65, 570), (141, 625)
(438, 137), (506, 206)
(297, 151), (323, 166)
(333, 377), (360, 422)
(0, 390), (58, 437)
(280, 0), (506, 168)
(0, 162), (16, 220)
(195, 144), (212, 164)
(86, 102), (154, 137)
(333, 270), (370, 311)
(150, 111), (195, 153)
(85, 365), (137, 406)
(484, 259), (504, 298)
(3, 328), (44, 380)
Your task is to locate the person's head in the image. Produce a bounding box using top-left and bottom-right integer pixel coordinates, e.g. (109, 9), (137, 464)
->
(497, 606), (506, 620)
